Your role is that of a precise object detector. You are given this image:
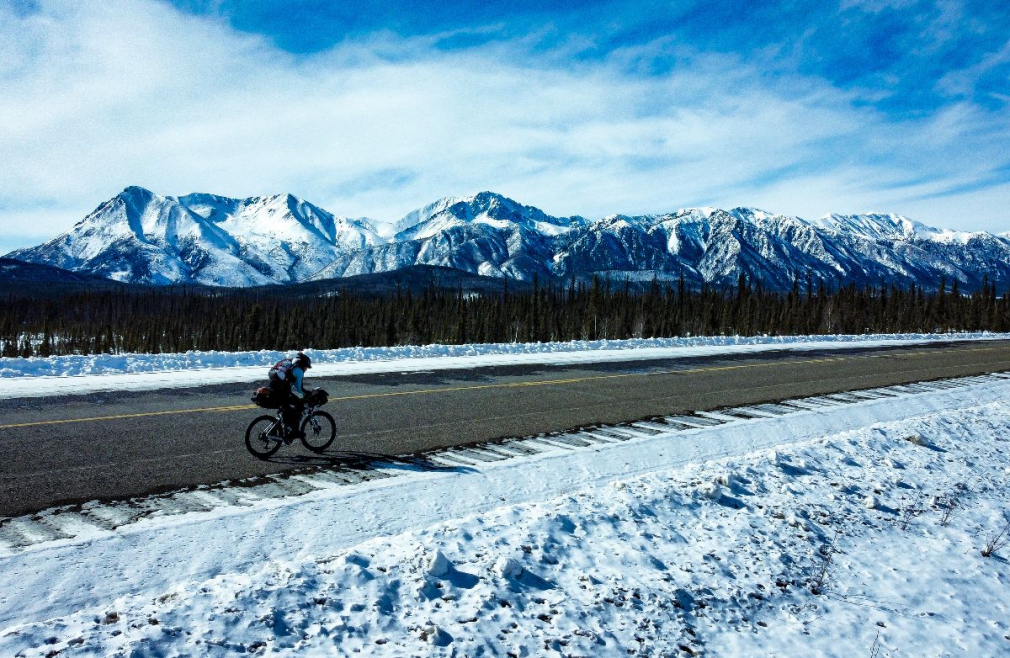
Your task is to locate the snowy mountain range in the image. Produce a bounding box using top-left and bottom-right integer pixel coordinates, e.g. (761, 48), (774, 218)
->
(7, 186), (1010, 291)
(6, 187), (383, 286)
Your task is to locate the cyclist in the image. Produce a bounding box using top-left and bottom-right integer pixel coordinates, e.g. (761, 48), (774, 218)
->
(268, 351), (313, 441)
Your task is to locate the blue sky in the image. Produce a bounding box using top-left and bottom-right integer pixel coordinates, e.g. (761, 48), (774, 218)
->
(1, 0), (1008, 252)
(165, 0), (1010, 113)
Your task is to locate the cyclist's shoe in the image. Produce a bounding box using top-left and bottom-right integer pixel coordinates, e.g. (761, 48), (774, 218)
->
(290, 430), (306, 441)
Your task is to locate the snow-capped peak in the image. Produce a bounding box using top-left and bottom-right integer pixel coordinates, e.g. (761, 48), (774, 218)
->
(170, 192), (242, 221)
(393, 192), (586, 240)
(392, 195), (468, 235)
(810, 212), (941, 241)
(174, 191), (383, 249)
(728, 207), (786, 223)
(83, 186), (231, 251)
(120, 185), (156, 205)
(672, 207), (721, 221)
(210, 194), (336, 243)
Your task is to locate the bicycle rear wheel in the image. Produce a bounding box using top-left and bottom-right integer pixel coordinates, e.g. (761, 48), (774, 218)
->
(246, 415), (283, 459)
(300, 410), (336, 453)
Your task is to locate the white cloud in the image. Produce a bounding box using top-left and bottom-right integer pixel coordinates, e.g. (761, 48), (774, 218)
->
(0, 0), (1008, 252)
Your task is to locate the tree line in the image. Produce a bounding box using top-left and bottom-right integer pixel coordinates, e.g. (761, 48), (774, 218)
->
(1, 275), (1007, 358)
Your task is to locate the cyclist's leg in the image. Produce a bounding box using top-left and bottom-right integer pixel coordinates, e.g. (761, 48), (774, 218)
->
(289, 397), (306, 438)
(281, 395), (299, 433)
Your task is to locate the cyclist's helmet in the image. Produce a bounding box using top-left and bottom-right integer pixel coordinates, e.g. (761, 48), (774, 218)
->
(294, 351), (312, 370)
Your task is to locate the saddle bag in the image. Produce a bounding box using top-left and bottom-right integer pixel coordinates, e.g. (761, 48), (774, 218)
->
(251, 386), (282, 409)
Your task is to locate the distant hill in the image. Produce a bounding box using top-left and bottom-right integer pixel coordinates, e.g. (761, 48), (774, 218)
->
(0, 258), (127, 295)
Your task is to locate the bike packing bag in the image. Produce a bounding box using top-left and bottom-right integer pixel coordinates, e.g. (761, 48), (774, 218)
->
(308, 389), (329, 406)
(251, 386), (282, 409)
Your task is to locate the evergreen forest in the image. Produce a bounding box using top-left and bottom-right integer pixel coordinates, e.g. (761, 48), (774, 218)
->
(1, 275), (1007, 358)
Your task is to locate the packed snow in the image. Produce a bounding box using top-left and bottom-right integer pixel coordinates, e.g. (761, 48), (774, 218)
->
(2, 376), (1009, 656)
(1, 332), (1009, 401)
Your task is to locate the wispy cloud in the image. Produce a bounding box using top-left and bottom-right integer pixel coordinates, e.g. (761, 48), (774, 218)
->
(0, 0), (1008, 252)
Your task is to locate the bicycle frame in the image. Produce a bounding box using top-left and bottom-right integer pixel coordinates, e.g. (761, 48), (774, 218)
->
(266, 404), (322, 441)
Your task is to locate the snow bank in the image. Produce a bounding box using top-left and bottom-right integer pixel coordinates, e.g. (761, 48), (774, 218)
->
(3, 332), (1007, 378)
(2, 377), (1010, 656)
(2, 332), (1008, 401)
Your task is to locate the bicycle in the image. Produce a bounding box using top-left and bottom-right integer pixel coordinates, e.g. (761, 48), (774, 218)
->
(245, 389), (336, 459)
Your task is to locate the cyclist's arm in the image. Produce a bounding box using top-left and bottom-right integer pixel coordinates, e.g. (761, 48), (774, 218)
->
(291, 368), (307, 399)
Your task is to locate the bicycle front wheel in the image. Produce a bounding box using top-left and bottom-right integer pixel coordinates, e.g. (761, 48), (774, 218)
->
(246, 415), (283, 459)
(300, 410), (336, 453)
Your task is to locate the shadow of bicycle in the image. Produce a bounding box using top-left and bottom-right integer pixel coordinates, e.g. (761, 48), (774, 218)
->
(260, 449), (476, 475)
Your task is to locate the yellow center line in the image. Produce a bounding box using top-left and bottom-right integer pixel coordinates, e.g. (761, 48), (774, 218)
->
(0, 404), (257, 429)
(328, 355), (847, 401)
(0, 343), (1005, 430)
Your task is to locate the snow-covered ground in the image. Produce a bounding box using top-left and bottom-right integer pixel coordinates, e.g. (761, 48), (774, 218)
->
(2, 373), (1009, 656)
(2, 332), (1008, 400)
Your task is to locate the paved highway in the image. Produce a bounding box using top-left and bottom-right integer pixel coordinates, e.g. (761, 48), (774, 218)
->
(3, 340), (1010, 517)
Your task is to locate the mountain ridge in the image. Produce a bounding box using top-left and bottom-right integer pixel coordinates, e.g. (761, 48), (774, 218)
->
(7, 186), (1009, 292)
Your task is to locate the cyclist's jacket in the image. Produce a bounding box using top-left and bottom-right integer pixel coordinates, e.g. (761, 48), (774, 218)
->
(268, 359), (308, 399)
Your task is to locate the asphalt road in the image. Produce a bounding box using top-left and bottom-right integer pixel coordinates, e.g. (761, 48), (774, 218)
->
(3, 340), (1010, 517)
